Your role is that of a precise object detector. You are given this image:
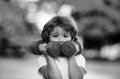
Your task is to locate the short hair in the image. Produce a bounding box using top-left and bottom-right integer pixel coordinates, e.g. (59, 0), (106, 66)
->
(41, 16), (78, 43)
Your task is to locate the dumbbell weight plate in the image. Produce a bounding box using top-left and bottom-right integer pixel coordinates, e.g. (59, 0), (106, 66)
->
(30, 40), (44, 55)
(61, 41), (76, 57)
(46, 41), (61, 57)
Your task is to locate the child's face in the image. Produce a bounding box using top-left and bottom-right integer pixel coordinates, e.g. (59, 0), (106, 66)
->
(50, 26), (71, 44)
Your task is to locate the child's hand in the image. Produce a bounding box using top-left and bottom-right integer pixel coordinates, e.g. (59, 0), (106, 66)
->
(72, 41), (80, 55)
(39, 43), (48, 55)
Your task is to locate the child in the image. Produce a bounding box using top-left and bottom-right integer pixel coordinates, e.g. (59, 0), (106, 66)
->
(31, 16), (86, 79)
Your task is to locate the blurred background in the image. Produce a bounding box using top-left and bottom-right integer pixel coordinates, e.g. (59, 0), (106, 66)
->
(0, 0), (120, 79)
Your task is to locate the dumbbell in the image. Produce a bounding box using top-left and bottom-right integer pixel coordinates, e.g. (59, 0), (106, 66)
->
(61, 41), (76, 57)
(46, 41), (61, 57)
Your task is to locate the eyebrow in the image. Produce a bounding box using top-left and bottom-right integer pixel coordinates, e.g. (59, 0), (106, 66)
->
(64, 32), (70, 34)
(51, 32), (58, 34)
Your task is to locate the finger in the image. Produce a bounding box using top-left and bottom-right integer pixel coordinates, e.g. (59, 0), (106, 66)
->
(39, 44), (45, 50)
(44, 43), (48, 48)
(73, 42), (79, 52)
(39, 44), (43, 51)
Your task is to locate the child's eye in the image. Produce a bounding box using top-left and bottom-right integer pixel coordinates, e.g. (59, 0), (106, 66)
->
(53, 35), (58, 37)
(64, 35), (69, 37)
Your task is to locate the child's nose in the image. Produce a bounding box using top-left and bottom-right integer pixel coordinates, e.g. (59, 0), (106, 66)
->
(58, 37), (65, 44)
(58, 36), (64, 41)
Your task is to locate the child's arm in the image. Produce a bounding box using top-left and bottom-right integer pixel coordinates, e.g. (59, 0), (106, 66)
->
(68, 56), (85, 79)
(47, 56), (62, 79)
(68, 42), (86, 79)
(39, 56), (62, 79)
(39, 44), (62, 79)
